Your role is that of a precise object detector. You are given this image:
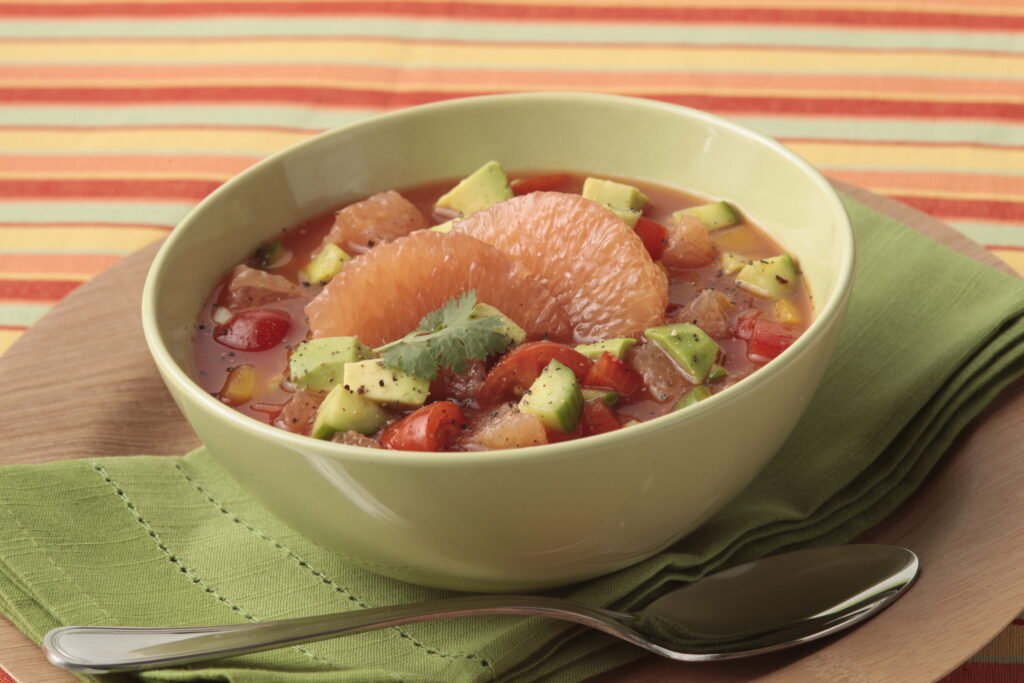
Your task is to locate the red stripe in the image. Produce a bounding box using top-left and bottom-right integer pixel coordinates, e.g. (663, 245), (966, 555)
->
(992, 244), (1024, 252)
(891, 195), (1024, 222)
(941, 662), (1024, 682)
(5, 88), (1024, 121)
(0, 179), (220, 201)
(1, 3), (1022, 30)
(1014, 618), (1024, 625)
(0, 280), (80, 301)
(0, 325), (27, 332)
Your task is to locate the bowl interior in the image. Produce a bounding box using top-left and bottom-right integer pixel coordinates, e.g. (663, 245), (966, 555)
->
(148, 92), (852, 417)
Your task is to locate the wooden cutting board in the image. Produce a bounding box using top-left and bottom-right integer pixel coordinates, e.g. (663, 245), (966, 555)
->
(0, 181), (1021, 682)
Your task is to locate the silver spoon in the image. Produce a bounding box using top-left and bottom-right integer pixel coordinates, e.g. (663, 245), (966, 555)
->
(43, 544), (917, 674)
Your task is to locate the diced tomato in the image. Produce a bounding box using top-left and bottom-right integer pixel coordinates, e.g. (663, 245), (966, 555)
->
(581, 398), (621, 436)
(584, 351), (642, 396)
(380, 401), (466, 452)
(476, 341), (593, 406)
(734, 309), (761, 341)
(218, 364), (256, 406)
(747, 320), (800, 362)
(214, 309), (291, 351)
(511, 173), (570, 195)
(634, 217), (668, 261)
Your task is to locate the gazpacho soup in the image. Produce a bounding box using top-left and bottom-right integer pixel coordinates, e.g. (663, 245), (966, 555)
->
(192, 162), (811, 451)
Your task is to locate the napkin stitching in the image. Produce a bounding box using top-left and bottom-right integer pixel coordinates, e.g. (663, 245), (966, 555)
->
(90, 462), (336, 670)
(175, 463), (496, 677)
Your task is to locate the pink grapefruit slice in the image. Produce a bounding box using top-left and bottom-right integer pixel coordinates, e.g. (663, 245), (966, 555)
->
(305, 230), (572, 347)
(454, 192), (669, 341)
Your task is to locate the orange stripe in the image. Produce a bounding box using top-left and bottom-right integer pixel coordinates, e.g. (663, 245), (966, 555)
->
(3, 64), (1024, 101)
(0, 154), (256, 175)
(0, 178), (220, 200)
(0, 253), (122, 275)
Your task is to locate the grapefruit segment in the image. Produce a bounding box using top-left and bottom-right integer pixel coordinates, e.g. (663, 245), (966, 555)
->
(454, 192), (669, 341)
(305, 230), (572, 348)
(321, 190), (428, 255)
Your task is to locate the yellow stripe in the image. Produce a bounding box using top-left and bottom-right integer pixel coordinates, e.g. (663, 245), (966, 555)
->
(0, 129), (306, 154)
(5, 79), (1023, 104)
(0, 227), (167, 251)
(2, 41), (1023, 77)
(0, 271), (95, 281)
(991, 248), (1024, 275)
(787, 142), (1024, 173)
(0, 329), (22, 356)
(28, 0), (1024, 15)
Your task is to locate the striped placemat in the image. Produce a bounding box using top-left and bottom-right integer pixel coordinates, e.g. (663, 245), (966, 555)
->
(1, 0), (1022, 679)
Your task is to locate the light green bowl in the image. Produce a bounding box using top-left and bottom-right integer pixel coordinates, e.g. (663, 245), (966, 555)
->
(142, 93), (854, 592)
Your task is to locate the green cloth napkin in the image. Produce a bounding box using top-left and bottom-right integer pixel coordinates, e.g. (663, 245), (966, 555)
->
(2, 196), (1023, 683)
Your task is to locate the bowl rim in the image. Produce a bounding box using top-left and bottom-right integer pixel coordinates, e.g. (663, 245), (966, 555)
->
(142, 91), (855, 467)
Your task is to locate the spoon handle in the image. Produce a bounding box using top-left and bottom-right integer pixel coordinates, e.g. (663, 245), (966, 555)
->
(43, 595), (627, 673)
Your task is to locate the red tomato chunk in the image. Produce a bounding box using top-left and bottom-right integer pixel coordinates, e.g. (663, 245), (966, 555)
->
(381, 401), (466, 452)
(476, 341), (593, 406)
(214, 309), (291, 352)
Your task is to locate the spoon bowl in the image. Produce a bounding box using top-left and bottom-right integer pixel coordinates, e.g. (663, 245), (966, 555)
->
(43, 545), (918, 673)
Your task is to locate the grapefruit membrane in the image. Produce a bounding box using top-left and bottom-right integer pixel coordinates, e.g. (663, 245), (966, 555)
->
(305, 230), (572, 348)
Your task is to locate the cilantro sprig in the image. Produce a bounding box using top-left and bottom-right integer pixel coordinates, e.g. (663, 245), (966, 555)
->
(375, 291), (513, 380)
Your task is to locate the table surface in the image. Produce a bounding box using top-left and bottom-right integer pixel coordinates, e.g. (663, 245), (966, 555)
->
(2, 1), (1023, 681)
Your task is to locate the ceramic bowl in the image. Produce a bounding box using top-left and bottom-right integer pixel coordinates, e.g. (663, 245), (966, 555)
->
(142, 93), (854, 592)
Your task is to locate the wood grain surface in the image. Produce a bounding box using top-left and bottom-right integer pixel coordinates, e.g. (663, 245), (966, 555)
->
(0, 181), (1021, 682)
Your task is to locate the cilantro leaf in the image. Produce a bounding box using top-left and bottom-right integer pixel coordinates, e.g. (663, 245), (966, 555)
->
(376, 290), (514, 380)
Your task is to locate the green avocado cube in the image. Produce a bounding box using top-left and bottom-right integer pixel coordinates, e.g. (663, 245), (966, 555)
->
(470, 302), (526, 346)
(434, 161), (513, 217)
(708, 364), (728, 382)
(303, 243), (351, 285)
(519, 359), (583, 433)
(736, 254), (799, 299)
(645, 323), (721, 384)
(289, 337), (375, 392)
(720, 252), (747, 275)
(673, 201), (740, 231)
(675, 385), (712, 411)
(311, 385), (388, 439)
(581, 388), (619, 406)
(343, 359), (430, 407)
(574, 337), (638, 360)
(430, 220), (456, 233)
(582, 177), (648, 228)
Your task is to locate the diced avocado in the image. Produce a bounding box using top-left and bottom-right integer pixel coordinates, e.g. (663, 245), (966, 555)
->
(343, 359), (430, 407)
(257, 240), (291, 269)
(720, 252), (746, 275)
(736, 254), (799, 299)
(673, 201), (740, 231)
(675, 385), (712, 411)
(434, 161), (513, 217)
(430, 220), (456, 233)
(519, 359), (583, 433)
(582, 177), (648, 228)
(707, 364), (728, 383)
(289, 337), (374, 392)
(311, 385), (388, 439)
(645, 323), (720, 384)
(581, 388), (619, 406)
(621, 419), (641, 428)
(470, 302), (526, 346)
(575, 337), (638, 360)
(304, 243), (351, 285)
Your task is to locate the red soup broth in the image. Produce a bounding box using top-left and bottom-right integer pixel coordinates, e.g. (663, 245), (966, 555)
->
(192, 170), (812, 448)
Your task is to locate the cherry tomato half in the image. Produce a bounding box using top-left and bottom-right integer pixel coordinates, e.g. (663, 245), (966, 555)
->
(380, 401), (466, 452)
(476, 341), (593, 406)
(747, 320), (800, 362)
(214, 309), (291, 352)
(584, 351), (642, 396)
